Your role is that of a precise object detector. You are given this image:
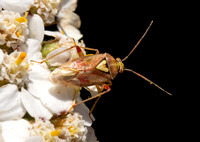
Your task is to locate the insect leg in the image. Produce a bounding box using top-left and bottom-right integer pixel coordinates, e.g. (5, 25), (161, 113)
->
(65, 86), (81, 114)
(85, 85), (103, 121)
(71, 85), (111, 112)
(88, 85), (104, 120)
(32, 45), (99, 64)
(31, 45), (78, 64)
(71, 38), (99, 55)
(88, 82), (112, 119)
(89, 96), (101, 121)
(79, 47), (99, 54)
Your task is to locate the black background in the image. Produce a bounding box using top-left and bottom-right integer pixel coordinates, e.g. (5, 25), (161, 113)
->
(74, 1), (184, 141)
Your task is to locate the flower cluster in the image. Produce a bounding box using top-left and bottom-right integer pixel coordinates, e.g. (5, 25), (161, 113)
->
(0, 10), (28, 50)
(0, 1), (97, 142)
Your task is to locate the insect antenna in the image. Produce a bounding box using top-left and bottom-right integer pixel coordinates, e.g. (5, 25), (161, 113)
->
(122, 20), (154, 62)
(124, 68), (172, 96)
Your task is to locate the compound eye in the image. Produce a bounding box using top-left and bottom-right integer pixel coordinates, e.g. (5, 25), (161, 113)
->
(96, 60), (109, 72)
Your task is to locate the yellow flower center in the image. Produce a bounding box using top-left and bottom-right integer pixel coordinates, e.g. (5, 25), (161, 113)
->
(50, 130), (61, 136)
(68, 126), (79, 135)
(15, 52), (27, 65)
(15, 12), (28, 23)
(61, 30), (64, 35)
(15, 29), (22, 37)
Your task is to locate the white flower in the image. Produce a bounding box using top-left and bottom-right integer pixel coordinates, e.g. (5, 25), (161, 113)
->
(0, 40), (72, 121)
(0, 10), (29, 50)
(0, 113), (97, 142)
(0, 50), (29, 88)
(22, 39), (77, 120)
(51, 0), (83, 40)
(0, 44), (52, 121)
(0, 84), (26, 121)
(30, 0), (62, 25)
(0, 0), (82, 44)
(0, 48), (29, 121)
(0, 10), (44, 51)
(49, 112), (96, 142)
(0, 37), (95, 123)
(56, 0), (82, 40)
(0, 119), (51, 142)
(29, 119), (59, 142)
(30, 0), (82, 40)
(56, 112), (88, 142)
(43, 31), (86, 66)
(25, 43), (91, 123)
(0, 0), (82, 40)
(0, 1), (100, 141)
(57, 9), (82, 40)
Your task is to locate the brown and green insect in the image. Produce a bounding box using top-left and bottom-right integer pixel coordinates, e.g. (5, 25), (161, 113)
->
(36, 21), (172, 117)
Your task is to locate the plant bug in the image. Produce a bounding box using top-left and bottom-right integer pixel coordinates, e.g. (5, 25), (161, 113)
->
(34, 20), (172, 119)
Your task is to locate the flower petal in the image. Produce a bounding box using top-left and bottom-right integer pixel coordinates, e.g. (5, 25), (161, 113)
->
(86, 127), (98, 142)
(0, 0), (34, 13)
(0, 119), (31, 142)
(27, 14), (44, 43)
(57, 9), (82, 40)
(44, 31), (66, 38)
(60, 0), (78, 11)
(28, 63), (75, 115)
(20, 88), (52, 121)
(26, 39), (42, 60)
(27, 63), (53, 98)
(0, 84), (26, 121)
(86, 85), (100, 96)
(24, 136), (44, 142)
(46, 84), (75, 114)
(74, 96), (95, 126)
(57, 10), (81, 28)
(57, 24), (82, 40)
(46, 46), (71, 66)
